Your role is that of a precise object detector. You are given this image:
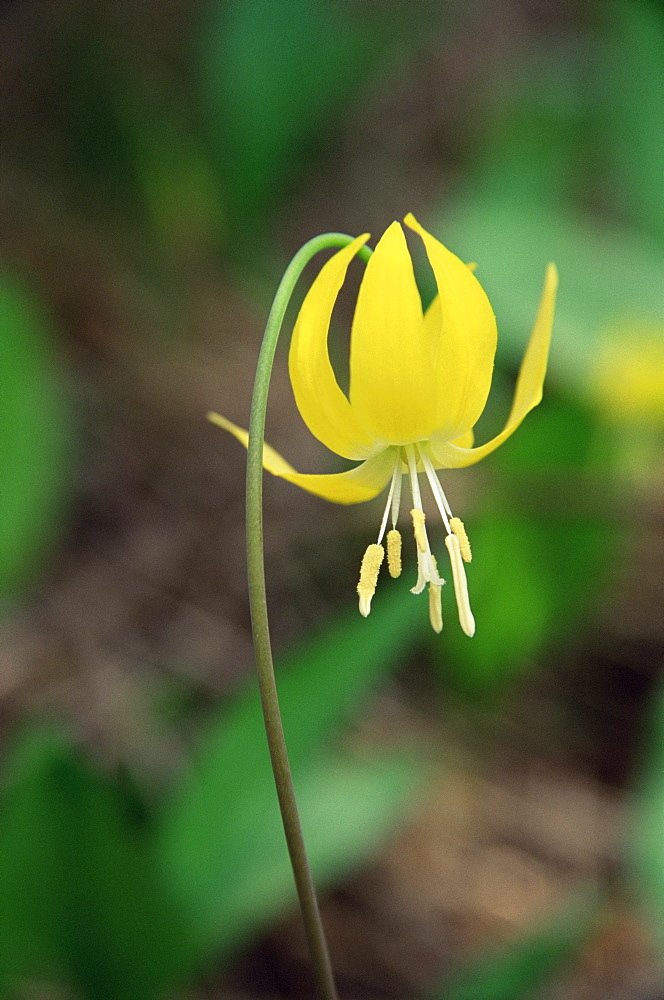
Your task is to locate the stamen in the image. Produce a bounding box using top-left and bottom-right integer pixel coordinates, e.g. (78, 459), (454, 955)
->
(377, 453), (402, 544)
(357, 543), (384, 617)
(410, 532), (445, 593)
(419, 448), (452, 531)
(445, 534), (475, 637)
(390, 458), (402, 527)
(387, 529), (402, 578)
(409, 509), (444, 593)
(450, 517), (472, 562)
(428, 583), (443, 633)
(428, 553), (443, 633)
(410, 509), (427, 553)
(405, 444), (423, 509)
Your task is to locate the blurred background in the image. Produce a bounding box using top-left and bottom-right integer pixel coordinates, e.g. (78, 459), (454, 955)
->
(0, 1), (663, 998)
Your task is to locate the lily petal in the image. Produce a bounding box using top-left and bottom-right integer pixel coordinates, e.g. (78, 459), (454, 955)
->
(349, 221), (435, 445)
(208, 412), (395, 504)
(405, 213), (498, 441)
(289, 234), (379, 460)
(281, 450), (396, 503)
(451, 428), (474, 448)
(427, 263), (559, 468)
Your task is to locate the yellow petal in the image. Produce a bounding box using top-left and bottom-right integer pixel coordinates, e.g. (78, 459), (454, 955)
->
(207, 412), (395, 504)
(289, 234), (378, 460)
(208, 412), (295, 473)
(282, 450), (395, 504)
(349, 221), (436, 445)
(427, 263), (558, 468)
(405, 214), (498, 441)
(451, 428), (474, 448)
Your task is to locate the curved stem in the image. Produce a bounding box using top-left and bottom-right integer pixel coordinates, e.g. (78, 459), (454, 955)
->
(246, 235), (372, 1000)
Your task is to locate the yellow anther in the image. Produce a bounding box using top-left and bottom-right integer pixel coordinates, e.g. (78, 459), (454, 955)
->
(410, 508), (427, 553)
(450, 516), (472, 562)
(386, 529), (402, 578)
(357, 543), (384, 617)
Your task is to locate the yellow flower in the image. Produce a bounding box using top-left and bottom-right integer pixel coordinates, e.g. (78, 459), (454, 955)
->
(210, 214), (557, 635)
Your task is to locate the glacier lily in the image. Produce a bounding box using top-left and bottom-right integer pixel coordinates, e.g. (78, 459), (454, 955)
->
(210, 214), (557, 635)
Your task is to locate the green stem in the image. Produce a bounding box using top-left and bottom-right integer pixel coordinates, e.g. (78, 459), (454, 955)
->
(246, 234), (371, 1000)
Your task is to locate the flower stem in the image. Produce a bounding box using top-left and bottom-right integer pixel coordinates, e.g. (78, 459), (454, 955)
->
(246, 234), (372, 1000)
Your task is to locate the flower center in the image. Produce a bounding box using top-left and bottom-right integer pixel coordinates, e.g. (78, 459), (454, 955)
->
(356, 443), (475, 635)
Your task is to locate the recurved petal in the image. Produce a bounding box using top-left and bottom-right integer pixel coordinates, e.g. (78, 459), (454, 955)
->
(349, 221), (435, 445)
(208, 412), (296, 473)
(207, 412), (395, 504)
(427, 263), (558, 468)
(281, 449), (396, 503)
(405, 214), (498, 441)
(289, 234), (378, 461)
(451, 428), (474, 448)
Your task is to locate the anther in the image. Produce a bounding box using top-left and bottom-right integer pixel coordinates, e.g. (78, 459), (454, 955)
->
(357, 543), (384, 617)
(410, 509), (427, 553)
(445, 534), (475, 637)
(450, 517), (472, 562)
(387, 529), (402, 578)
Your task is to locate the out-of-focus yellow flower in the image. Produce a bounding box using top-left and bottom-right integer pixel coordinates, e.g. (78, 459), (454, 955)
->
(210, 215), (557, 634)
(590, 324), (664, 425)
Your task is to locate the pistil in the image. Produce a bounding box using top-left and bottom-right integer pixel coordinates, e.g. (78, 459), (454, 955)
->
(356, 444), (474, 635)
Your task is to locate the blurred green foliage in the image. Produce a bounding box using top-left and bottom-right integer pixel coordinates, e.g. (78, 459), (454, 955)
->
(158, 584), (424, 963)
(631, 680), (664, 952)
(0, 727), (189, 1000)
(435, 394), (613, 698)
(434, 196), (663, 391)
(0, 588), (424, 997)
(0, 276), (72, 598)
(597, 0), (664, 240)
(415, 0), (662, 704)
(432, 889), (600, 1000)
(199, 0), (418, 241)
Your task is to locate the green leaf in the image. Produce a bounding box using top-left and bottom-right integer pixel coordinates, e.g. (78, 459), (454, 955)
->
(199, 0), (429, 239)
(437, 511), (611, 700)
(166, 751), (421, 959)
(437, 395), (612, 698)
(112, 84), (225, 258)
(437, 515), (552, 698)
(488, 390), (596, 474)
(201, 0), (366, 224)
(630, 679), (664, 948)
(159, 584), (424, 959)
(432, 889), (599, 1000)
(163, 582), (421, 831)
(468, 51), (587, 209)
(0, 725), (191, 1000)
(0, 274), (72, 596)
(597, 0), (664, 240)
